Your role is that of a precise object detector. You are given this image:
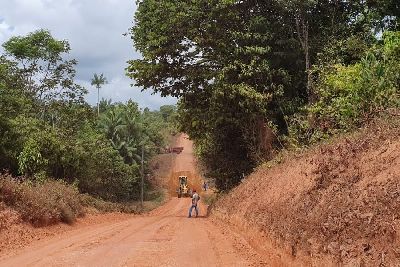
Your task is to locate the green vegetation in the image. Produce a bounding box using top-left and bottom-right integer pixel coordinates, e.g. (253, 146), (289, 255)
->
(129, 0), (399, 190)
(311, 32), (400, 132)
(0, 29), (177, 222)
(1, 2), (398, 225)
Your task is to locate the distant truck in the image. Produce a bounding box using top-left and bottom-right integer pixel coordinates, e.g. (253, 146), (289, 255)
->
(165, 147), (184, 154)
(177, 175), (191, 198)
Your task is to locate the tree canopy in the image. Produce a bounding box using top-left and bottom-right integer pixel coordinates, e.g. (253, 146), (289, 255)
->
(0, 30), (177, 202)
(129, 0), (399, 190)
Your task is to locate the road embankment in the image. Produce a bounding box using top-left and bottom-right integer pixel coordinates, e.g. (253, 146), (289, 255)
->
(212, 117), (400, 266)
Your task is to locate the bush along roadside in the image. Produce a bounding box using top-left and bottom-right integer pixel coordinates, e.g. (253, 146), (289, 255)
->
(289, 31), (400, 147)
(0, 173), (147, 227)
(0, 174), (83, 226)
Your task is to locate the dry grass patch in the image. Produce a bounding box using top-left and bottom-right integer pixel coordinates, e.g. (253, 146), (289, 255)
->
(0, 175), (83, 226)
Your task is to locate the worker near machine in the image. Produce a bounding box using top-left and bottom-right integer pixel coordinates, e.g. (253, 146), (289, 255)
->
(188, 190), (200, 218)
(203, 181), (208, 191)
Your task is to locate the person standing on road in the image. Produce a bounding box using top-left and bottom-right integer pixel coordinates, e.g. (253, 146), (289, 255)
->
(188, 190), (200, 218)
(203, 181), (208, 191)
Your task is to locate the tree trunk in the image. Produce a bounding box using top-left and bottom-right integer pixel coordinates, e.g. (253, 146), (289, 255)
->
(140, 146), (144, 206)
(295, 13), (313, 104)
(97, 87), (100, 116)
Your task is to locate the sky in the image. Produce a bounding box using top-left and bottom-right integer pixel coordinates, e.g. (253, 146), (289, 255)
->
(0, 0), (177, 110)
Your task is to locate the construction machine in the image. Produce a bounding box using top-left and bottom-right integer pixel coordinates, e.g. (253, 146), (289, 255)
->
(177, 175), (191, 198)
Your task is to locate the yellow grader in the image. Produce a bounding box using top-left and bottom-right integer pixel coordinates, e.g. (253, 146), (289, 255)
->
(177, 175), (191, 198)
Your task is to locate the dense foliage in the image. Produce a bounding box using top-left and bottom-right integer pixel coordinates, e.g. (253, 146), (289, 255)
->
(129, 0), (399, 190)
(311, 32), (400, 132)
(0, 30), (177, 202)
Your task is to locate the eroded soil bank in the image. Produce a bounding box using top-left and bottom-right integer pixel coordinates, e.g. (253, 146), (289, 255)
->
(212, 116), (400, 266)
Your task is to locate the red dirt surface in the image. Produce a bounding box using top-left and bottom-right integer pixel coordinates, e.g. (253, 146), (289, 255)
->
(167, 133), (203, 197)
(3, 117), (397, 267)
(212, 116), (400, 266)
(0, 133), (265, 266)
(0, 212), (132, 257)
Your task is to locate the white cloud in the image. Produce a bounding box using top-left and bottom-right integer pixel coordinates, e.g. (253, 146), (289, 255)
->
(0, 18), (14, 41)
(0, 0), (177, 110)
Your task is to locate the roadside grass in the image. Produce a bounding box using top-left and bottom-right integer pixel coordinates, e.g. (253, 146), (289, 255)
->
(79, 194), (138, 214)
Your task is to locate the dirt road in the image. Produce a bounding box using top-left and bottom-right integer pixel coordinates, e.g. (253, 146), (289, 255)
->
(0, 134), (258, 267)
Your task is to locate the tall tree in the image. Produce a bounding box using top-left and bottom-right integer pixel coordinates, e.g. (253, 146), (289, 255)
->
(128, 0), (398, 190)
(2, 29), (86, 106)
(128, 0), (285, 188)
(91, 73), (107, 116)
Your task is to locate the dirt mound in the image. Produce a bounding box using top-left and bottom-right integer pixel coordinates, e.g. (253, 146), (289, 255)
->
(212, 116), (400, 266)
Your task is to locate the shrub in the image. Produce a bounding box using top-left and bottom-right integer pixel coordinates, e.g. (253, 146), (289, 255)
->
(0, 202), (20, 230)
(18, 138), (48, 177)
(311, 31), (400, 133)
(286, 31), (400, 147)
(0, 174), (83, 226)
(70, 126), (141, 202)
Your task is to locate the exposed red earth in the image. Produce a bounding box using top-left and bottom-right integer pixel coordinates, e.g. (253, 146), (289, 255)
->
(2, 119), (398, 267)
(0, 134), (266, 267)
(212, 118), (400, 266)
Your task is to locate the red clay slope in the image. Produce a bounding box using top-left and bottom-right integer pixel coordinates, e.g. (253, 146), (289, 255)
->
(212, 116), (400, 266)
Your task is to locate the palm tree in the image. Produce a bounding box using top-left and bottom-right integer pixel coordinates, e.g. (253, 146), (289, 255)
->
(98, 108), (125, 140)
(99, 109), (143, 165)
(99, 98), (113, 113)
(91, 73), (107, 116)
